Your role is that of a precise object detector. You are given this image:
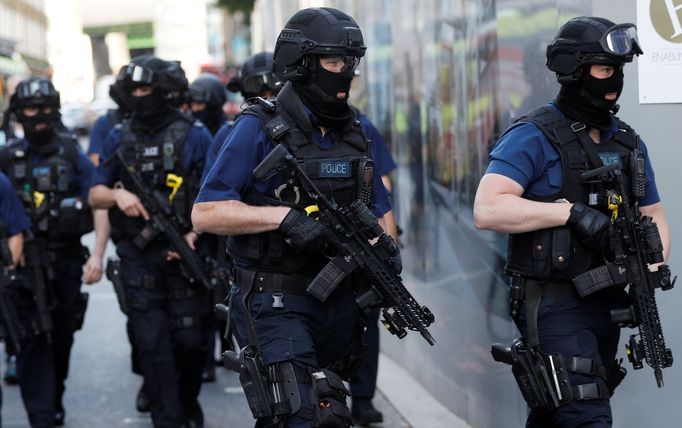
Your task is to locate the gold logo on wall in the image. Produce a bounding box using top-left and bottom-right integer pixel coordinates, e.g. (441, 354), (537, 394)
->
(650, 0), (682, 43)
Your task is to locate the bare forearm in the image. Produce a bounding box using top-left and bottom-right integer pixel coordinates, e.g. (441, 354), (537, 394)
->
(474, 194), (571, 233)
(92, 209), (110, 257)
(192, 200), (290, 235)
(89, 185), (117, 209)
(8, 234), (23, 267)
(383, 210), (398, 240)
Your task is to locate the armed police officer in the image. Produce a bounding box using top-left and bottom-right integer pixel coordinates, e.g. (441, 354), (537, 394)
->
(188, 73), (227, 137)
(202, 51), (281, 181)
(193, 7), (393, 428)
(0, 76), (102, 427)
(89, 55), (213, 428)
(474, 17), (670, 427)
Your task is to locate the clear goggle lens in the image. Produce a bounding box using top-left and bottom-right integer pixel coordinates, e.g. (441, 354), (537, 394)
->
(125, 64), (155, 84)
(602, 24), (641, 56)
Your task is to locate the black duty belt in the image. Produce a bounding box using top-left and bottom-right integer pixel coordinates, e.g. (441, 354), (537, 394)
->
(235, 267), (313, 295)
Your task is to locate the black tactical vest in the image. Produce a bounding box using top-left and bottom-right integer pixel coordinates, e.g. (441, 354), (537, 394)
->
(109, 116), (196, 243)
(504, 105), (640, 280)
(0, 134), (92, 243)
(227, 83), (374, 274)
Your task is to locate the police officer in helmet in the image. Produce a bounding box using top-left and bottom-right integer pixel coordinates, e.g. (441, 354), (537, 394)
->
(1, 76), (101, 427)
(193, 7), (393, 428)
(188, 73), (227, 136)
(474, 17), (670, 427)
(87, 67), (132, 167)
(89, 55), (213, 428)
(202, 51), (281, 182)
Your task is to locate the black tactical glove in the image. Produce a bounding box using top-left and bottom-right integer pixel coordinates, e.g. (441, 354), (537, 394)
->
(279, 208), (338, 253)
(566, 202), (611, 249)
(388, 252), (403, 275)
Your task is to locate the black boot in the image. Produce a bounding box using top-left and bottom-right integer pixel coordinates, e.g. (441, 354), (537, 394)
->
(136, 382), (150, 413)
(182, 399), (204, 428)
(54, 402), (65, 426)
(352, 398), (383, 425)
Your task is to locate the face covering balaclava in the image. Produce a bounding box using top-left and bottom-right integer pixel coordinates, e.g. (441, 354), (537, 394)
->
(294, 59), (355, 129)
(192, 106), (223, 135)
(129, 88), (172, 132)
(555, 65), (624, 131)
(19, 109), (58, 153)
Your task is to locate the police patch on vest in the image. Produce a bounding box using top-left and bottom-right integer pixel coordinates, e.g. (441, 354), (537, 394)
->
(599, 152), (622, 167)
(319, 160), (351, 178)
(144, 146), (159, 157)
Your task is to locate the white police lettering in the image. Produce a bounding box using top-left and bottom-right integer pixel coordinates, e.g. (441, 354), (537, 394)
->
(664, 0), (682, 39)
(144, 146), (159, 157)
(319, 161), (350, 177)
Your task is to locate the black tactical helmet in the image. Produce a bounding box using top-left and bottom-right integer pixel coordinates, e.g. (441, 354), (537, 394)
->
(119, 55), (189, 97)
(546, 17), (643, 82)
(10, 77), (60, 112)
(273, 7), (366, 82)
(189, 73), (227, 107)
(109, 66), (131, 110)
(227, 52), (280, 98)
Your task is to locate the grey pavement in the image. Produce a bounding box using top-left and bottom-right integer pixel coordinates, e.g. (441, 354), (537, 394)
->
(1, 231), (412, 427)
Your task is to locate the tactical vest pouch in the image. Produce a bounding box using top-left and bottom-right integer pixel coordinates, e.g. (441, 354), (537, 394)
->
(309, 369), (353, 428)
(57, 198), (93, 237)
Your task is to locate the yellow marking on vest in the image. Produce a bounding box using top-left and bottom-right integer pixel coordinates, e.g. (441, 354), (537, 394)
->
(33, 191), (45, 208)
(305, 205), (319, 217)
(166, 174), (183, 204)
(607, 191), (622, 221)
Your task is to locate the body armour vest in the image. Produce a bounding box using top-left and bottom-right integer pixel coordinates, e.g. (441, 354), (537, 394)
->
(109, 116), (195, 244)
(504, 105), (641, 280)
(0, 134), (92, 244)
(227, 82), (375, 274)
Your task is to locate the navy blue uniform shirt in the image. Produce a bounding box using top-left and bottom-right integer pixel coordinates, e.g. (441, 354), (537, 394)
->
(11, 139), (95, 203)
(487, 103), (660, 206)
(197, 113), (392, 218)
(0, 171), (30, 236)
(357, 113), (396, 177)
(91, 122), (212, 188)
(88, 113), (115, 158)
(201, 121), (234, 183)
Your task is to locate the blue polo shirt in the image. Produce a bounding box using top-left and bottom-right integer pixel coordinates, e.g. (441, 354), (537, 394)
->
(91, 122), (212, 188)
(358, 113), (397, 177)
(487, 103), (660, 206)
(88, 112), (117, 158)
(197, 113), (392, 218)
(201, 121), (234, 183)
(0, 172), (30, 236)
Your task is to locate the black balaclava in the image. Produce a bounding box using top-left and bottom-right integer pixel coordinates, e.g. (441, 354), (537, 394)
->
(129, 88), (173, 132)
(20, 109), (59, 153)
(555, 65), (624, 131)
(294, 58), (354, 129)
(192, 106), (223, 135)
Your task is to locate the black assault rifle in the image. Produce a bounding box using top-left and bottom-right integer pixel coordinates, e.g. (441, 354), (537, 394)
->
(577, 163), (675, 387)
(254, 144), (435, 345)
(113, 150), (212, 290)
(22, 237), (53, 342)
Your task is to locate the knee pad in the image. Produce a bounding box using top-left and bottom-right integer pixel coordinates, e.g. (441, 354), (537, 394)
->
(309, 369), (352, 428)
